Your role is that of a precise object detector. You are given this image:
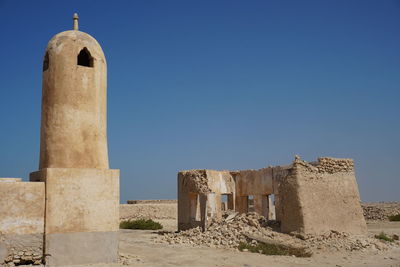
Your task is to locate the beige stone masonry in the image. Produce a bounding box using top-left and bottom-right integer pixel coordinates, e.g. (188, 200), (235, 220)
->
(30, 168), (119, 234)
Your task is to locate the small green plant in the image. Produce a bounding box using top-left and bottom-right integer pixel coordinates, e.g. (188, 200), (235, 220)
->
(375, 232), (394, 242)
(238, 242), (311, 257)
(120, 219), (163, 230)
(388, 214), (400, 221)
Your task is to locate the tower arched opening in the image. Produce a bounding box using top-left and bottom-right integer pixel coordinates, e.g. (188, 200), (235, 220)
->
(77, 47), (93, 67)
(43, 52), (49, 71)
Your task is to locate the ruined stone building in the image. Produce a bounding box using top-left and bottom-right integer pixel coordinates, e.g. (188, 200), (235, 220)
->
(178, 156), (367, 235)
(0, 14), (120, 266)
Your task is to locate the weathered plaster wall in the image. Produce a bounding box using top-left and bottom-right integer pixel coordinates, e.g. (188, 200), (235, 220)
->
(271, 165), (291, 221)
(30, 168), (119, 233)
(275, 167), (305, 233)
(205, 170), (235, 194)
(234, 168), (273, 197)
(233, 168), (274, 215)
(205, 170), (235, 223)
(279, 158), (367, 235)
(0, 179), (44, 264)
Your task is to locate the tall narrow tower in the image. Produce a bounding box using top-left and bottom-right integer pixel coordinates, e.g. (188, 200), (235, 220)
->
(39, 13), (108, 170)
(31, 14), (119, 267)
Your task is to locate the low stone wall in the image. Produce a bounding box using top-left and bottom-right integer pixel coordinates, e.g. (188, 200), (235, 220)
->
(362, 202), (400, 221)
(0, 179), (45, 265)
(127, 199), (177, 205)
(118, 201), (400, 224)
(120, 203), (177, 221)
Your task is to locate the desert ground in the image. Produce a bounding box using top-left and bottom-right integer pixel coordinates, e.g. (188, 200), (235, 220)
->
(2, 202), (399, 267)
(116, 202), (400, 267)
(119, 225), (400, 267)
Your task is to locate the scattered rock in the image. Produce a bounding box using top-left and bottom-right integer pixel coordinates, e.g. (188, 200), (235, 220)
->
(362, 202), (400, 221)
(158, 212), (398, 253)
(119, 253), (143, 265)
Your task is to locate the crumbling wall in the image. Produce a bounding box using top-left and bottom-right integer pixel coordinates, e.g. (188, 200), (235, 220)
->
(177, 157), (367, 236)
(178, 166), (281, 230)
(279, 157), (367, 235)
(178, 171), (206, 231)
(177, 170), (235, 231)
(0, 179), (45, 265)
(310, 157), (354, 173)
(178, 170), (210, 194)
(233, 168), (274, 216)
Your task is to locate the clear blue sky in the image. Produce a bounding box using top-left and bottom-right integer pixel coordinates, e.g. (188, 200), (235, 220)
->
(0, 1), (399, 203)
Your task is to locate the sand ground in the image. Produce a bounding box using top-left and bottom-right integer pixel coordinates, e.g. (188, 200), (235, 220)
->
(118, 220), (400, 267)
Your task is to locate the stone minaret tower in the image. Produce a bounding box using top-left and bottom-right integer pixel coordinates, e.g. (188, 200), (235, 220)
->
(30, 14), (119, 267)
(39, 13), (108, 170)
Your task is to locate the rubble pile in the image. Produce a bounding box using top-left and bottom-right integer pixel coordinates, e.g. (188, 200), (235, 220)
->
(300, 231), (394, 252)
(362, 202), (400, 221)
(160, 212), (304, 249)
(159, 212), (398, 253)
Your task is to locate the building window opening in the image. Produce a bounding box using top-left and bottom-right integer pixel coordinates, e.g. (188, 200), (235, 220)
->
(247, 195), (255, 212)
(77, 47), (93, 67)
(268, 194), (276, 220)
(189, 193), (201, 222)
(221, 194), (228, 211)
(221, 193), (234, 211)
(43, 52), (49, 71)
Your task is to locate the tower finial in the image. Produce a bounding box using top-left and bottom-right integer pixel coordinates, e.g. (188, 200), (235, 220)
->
(73, 13), (79, 31)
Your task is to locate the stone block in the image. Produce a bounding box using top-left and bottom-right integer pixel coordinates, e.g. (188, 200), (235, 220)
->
(30, 168), (119, 234)
(30, 168), (119, 266)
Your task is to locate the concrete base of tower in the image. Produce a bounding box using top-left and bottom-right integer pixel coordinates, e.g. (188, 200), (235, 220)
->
(45, 231), (118, 266)
(30, 168), (120, 266)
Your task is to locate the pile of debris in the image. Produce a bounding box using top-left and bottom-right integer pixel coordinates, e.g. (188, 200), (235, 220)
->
(158, 212), (397, 253)
(362, 202), (400, 221)
(161, 212), (304, 249)
(300, 230), (392, 252)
